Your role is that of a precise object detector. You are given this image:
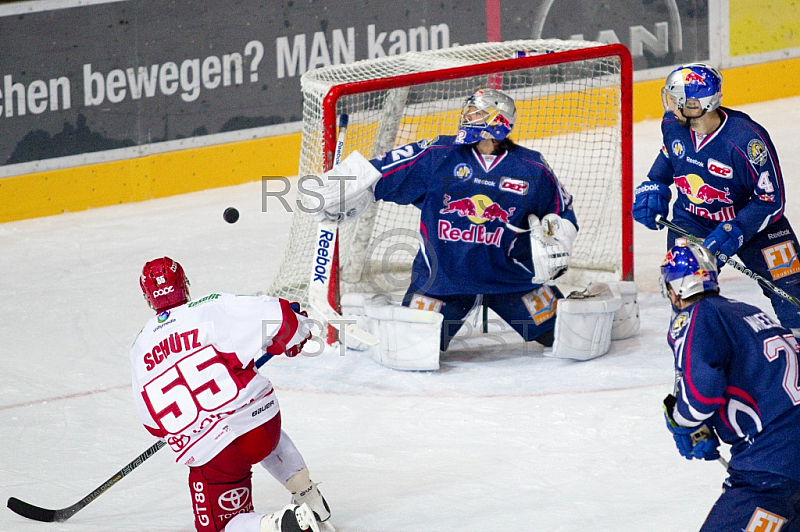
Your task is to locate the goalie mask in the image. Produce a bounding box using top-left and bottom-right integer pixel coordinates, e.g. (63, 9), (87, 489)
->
(140, 256), (190, 311)
(455, 88), (516, 145)
(662, 63), (723, 117)
(659, 242), (719, 301)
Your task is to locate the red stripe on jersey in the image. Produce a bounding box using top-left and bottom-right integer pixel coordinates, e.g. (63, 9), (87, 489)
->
(683, 310), (727, 407)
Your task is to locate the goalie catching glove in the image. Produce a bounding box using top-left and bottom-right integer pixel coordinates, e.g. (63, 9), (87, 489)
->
(301, 151), (382, 224)
(528, 213), (577, 284)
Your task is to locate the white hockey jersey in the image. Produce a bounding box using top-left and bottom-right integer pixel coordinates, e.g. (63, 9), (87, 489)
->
(129, 292), (312, 467)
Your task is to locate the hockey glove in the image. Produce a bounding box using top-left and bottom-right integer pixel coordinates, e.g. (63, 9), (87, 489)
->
(663, 394), (720, 461)
(285, 302), (310, 357)
(703, 222), (744, 267)
(632, 181), (671, 230)
(528, 214), (574, 284)
(301, 151), (381, 224)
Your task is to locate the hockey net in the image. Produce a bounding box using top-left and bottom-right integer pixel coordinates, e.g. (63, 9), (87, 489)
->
(267, 39), (633, 311)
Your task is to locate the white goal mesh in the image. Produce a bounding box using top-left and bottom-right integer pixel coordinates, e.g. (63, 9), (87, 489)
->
(267, 39), (633, 307)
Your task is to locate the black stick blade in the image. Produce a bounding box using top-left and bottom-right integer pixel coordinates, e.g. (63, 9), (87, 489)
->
(7, 497), (57, 522)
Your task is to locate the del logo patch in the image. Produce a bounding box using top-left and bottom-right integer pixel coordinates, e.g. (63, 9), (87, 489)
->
(746, 506), (786, 531)
(762, 241), (800, 280)
(708, 158), (733, 179)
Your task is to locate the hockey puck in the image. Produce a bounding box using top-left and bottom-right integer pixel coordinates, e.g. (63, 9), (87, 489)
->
(223, 207), (240, 224)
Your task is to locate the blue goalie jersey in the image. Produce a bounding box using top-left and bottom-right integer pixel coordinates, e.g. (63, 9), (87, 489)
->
(668, 295), (800, 481)
(371, 136), (577, 296)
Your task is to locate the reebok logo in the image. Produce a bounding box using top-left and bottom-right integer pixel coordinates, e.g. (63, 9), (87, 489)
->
(312, 229), (334, 284)
(768, 229), (791, 240)
(686, 156), (704, 167)
(635, 183), (662, 195)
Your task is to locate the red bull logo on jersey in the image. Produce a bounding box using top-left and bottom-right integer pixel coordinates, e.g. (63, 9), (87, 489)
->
(762, 241), (800, 280)
(438, 220), (504, 247)
(439, 194), (514, 247)
(440, 194), (515, 224)
(674, 174), (736, 221)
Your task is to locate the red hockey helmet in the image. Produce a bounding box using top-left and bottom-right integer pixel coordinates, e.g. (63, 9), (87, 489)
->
(140, 257), (190, 311)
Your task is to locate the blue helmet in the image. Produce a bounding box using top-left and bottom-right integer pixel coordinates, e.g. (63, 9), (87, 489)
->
(660, 241), (719, 300)
(454, 88), (516, 145)
(662, 63), (723, 115)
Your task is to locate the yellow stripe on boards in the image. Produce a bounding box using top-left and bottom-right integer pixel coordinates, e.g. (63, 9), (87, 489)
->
(0, 133), (301, 223)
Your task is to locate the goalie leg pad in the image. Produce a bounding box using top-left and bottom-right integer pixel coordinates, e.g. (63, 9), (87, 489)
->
(342, 293), (443, 370)
(550, 282), (622, 360)
(610, 281), (640, 340)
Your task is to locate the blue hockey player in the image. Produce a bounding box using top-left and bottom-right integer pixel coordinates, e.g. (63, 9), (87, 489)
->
(633, 63), (800, 336)
(660, 241), (800, 531)
(308, 88), (579, 353)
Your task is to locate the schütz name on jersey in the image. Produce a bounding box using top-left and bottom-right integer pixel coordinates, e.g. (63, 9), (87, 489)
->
(144, 328), (202, 370)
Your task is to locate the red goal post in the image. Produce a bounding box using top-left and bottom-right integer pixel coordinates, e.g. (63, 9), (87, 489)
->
(268, 39), (633, 330)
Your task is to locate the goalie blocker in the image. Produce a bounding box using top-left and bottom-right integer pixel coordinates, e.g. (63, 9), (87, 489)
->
(342, 282), (639, 370)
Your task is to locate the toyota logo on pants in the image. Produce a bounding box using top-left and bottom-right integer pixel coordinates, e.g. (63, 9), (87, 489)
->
(218, 487), (250, 511)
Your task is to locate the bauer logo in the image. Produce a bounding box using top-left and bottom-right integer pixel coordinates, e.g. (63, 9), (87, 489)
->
(762, 242), (800, 280)
(745, 507), (786, 532)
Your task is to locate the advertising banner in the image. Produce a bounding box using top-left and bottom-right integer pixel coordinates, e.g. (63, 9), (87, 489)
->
(0, 0), (708, 170)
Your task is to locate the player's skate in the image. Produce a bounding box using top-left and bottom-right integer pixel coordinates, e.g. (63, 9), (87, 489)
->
(260, 503), (320, 532)
(291, 481), (331, 523)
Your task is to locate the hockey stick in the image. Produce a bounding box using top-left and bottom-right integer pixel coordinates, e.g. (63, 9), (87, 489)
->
(655, 215), (800, 309)
(309, 114), (379, 346)
(7, 439), (165, 522)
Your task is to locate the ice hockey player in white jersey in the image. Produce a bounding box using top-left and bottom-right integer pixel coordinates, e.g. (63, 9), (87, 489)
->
(131, 257), (330, 532)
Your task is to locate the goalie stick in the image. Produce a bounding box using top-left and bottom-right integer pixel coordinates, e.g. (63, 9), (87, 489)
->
(655, 215), (800, 309)
(309, 114), (379, 346)
(7, 439), (165, 522)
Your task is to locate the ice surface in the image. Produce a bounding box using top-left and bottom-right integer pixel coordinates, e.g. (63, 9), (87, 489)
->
(2, 96), (800, 531)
